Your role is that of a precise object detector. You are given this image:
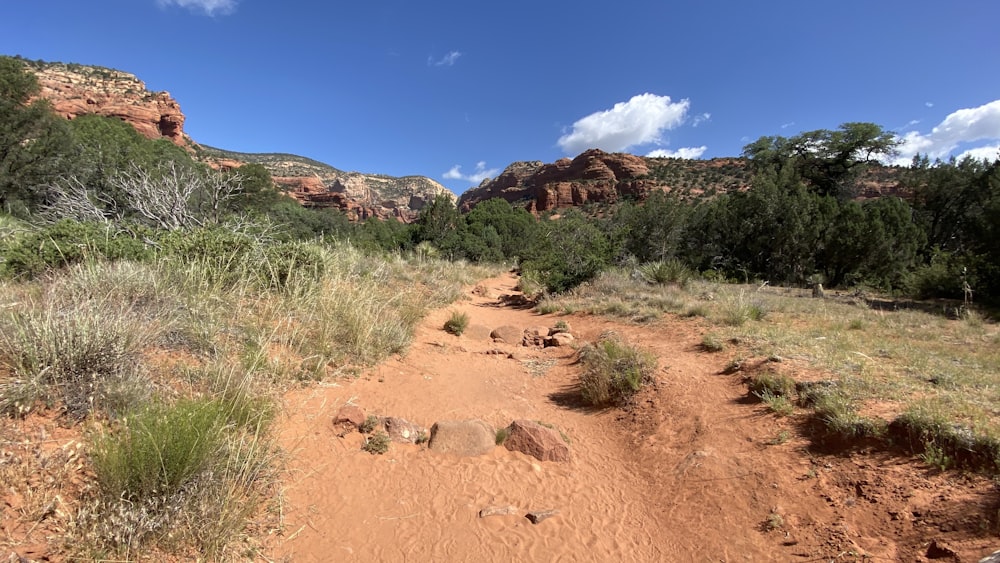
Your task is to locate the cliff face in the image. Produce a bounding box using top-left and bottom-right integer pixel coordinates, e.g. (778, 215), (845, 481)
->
(27, 61), (188, 146)
(200, 147), (454, 222)
(458, 149), (751, 213)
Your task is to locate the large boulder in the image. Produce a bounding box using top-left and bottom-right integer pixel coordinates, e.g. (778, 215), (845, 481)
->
(428, 419), (496, 457)
(503, 420), (571, 462)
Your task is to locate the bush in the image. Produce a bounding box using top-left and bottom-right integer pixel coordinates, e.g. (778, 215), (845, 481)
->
(90, 399), (227, 505)
(362, 431), (390, 455)
(0, 220), (153, 279)
(443, 311), (470, 335)
(637, 259), (693, 286)
(578, 333), (657, 407)
(0, 301), (153, 419)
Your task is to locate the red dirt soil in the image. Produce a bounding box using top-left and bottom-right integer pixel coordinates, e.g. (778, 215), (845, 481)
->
(272, 273), (1000, 562)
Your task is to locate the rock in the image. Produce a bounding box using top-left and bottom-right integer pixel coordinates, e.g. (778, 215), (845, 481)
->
(490, 325), (523, 344)
(503, 420), (571, 462)
(525, 509), (559, 524)
(926, 539), (957, 559)
(478, 505), (519, 518)
(333, 405), (366, 432)
(980, 548), (1000, 563)
(30, 62), (189, 146)
(523, 326), (550, 347)
(462, 324), (493, 341)
(548, 323), (572, 336)
(381, 417), (423, 444)
(546, 333), (575, 347)
(459, 149), (655, 213)
(427, 419), (496, 456)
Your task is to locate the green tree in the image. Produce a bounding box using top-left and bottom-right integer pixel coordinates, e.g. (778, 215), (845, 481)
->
(521, 210), (612, 292)
(743, 122), (899, 198)
(462, 198), (538, 261)
(413, 194), (464, 257)
(0, 56), (74, 214)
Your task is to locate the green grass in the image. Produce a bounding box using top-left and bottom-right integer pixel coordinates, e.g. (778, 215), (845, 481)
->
(444, 310), (470, 336)
(0, 233), (497, 558)
(578, 333), (658, 407)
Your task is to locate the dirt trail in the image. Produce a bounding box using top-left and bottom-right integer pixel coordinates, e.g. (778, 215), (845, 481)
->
(273, 272), (999, 562)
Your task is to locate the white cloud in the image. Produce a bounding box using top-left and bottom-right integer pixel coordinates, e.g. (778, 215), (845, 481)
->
(692, 112), (711, 127)
(157, 0), (237, 15)
(780, 121), (796, 130)
(646, 146), (708, 159)
(891, 99), (1000, 164)
(429, 51), (462, 67)
(956, 144), (1000, 163)
(925, 102), (935, 108)
(443, 161), (498, 184)
(556, 93), (690, 154)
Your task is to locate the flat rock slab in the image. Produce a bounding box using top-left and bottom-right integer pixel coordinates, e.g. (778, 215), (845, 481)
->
(462, 324), (493, 341)
(478, 505), (519, 518)
(490, 325), (523, 344)
(428, 419), (496, 456)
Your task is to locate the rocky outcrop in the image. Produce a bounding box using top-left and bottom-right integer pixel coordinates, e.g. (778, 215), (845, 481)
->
(200, 147), (454, 222)
(27, 61), (188, 146)
(458, 149), (663, 213)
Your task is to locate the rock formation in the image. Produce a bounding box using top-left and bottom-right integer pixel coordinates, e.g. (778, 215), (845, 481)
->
(458, 149), (731, 213)
(27, 61), (188, 146)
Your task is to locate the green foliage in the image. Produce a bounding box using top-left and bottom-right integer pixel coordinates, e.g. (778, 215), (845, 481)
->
(362, 431), (391, 455)
(444, 310), (470, 335)
(578, 333), (657, 407)
(0, 220), (154, 278)
(462, 198), (539, 261)
(637, 258), (693, 286)
(91, 399), (227, 504)
(743, 122), (900, 199)
(495, 427), (509, 445)
(0, 56), (75, 214)
(359, 415), (379, 434)
(521, 210), (613, 293)
(700, 333), (725, 352)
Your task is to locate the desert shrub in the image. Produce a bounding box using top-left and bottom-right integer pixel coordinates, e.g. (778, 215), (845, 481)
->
(578, 333), (657, 407)
(700, 333), (725, 352)
(362, 431), (390, 455)
(359, 415), (380, 434)
(0, 220), (153, 279)
(637, 259), (693, 286)
(720, 289), (767, 326)
(84, 395), (274, 556)
(444, 311), (470, 335)
(0, 301), (153, 419)
(748, 371), (795, 399)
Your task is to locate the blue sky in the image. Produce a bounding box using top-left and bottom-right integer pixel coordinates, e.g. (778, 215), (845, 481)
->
(2, 0), (998, 195)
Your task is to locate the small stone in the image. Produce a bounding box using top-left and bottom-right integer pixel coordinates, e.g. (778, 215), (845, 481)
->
(503, 420), (571, 462)
(526, 509), (559, 524)
(382, 417), (423, 444)
(427, 419), (496, 456)
(333, 405), (366, 433)
(546, 333), (575, 347)
(479, 505), (519, 518)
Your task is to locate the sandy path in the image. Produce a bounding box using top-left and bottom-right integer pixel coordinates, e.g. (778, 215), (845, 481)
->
(272, 272), (1000, 562)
